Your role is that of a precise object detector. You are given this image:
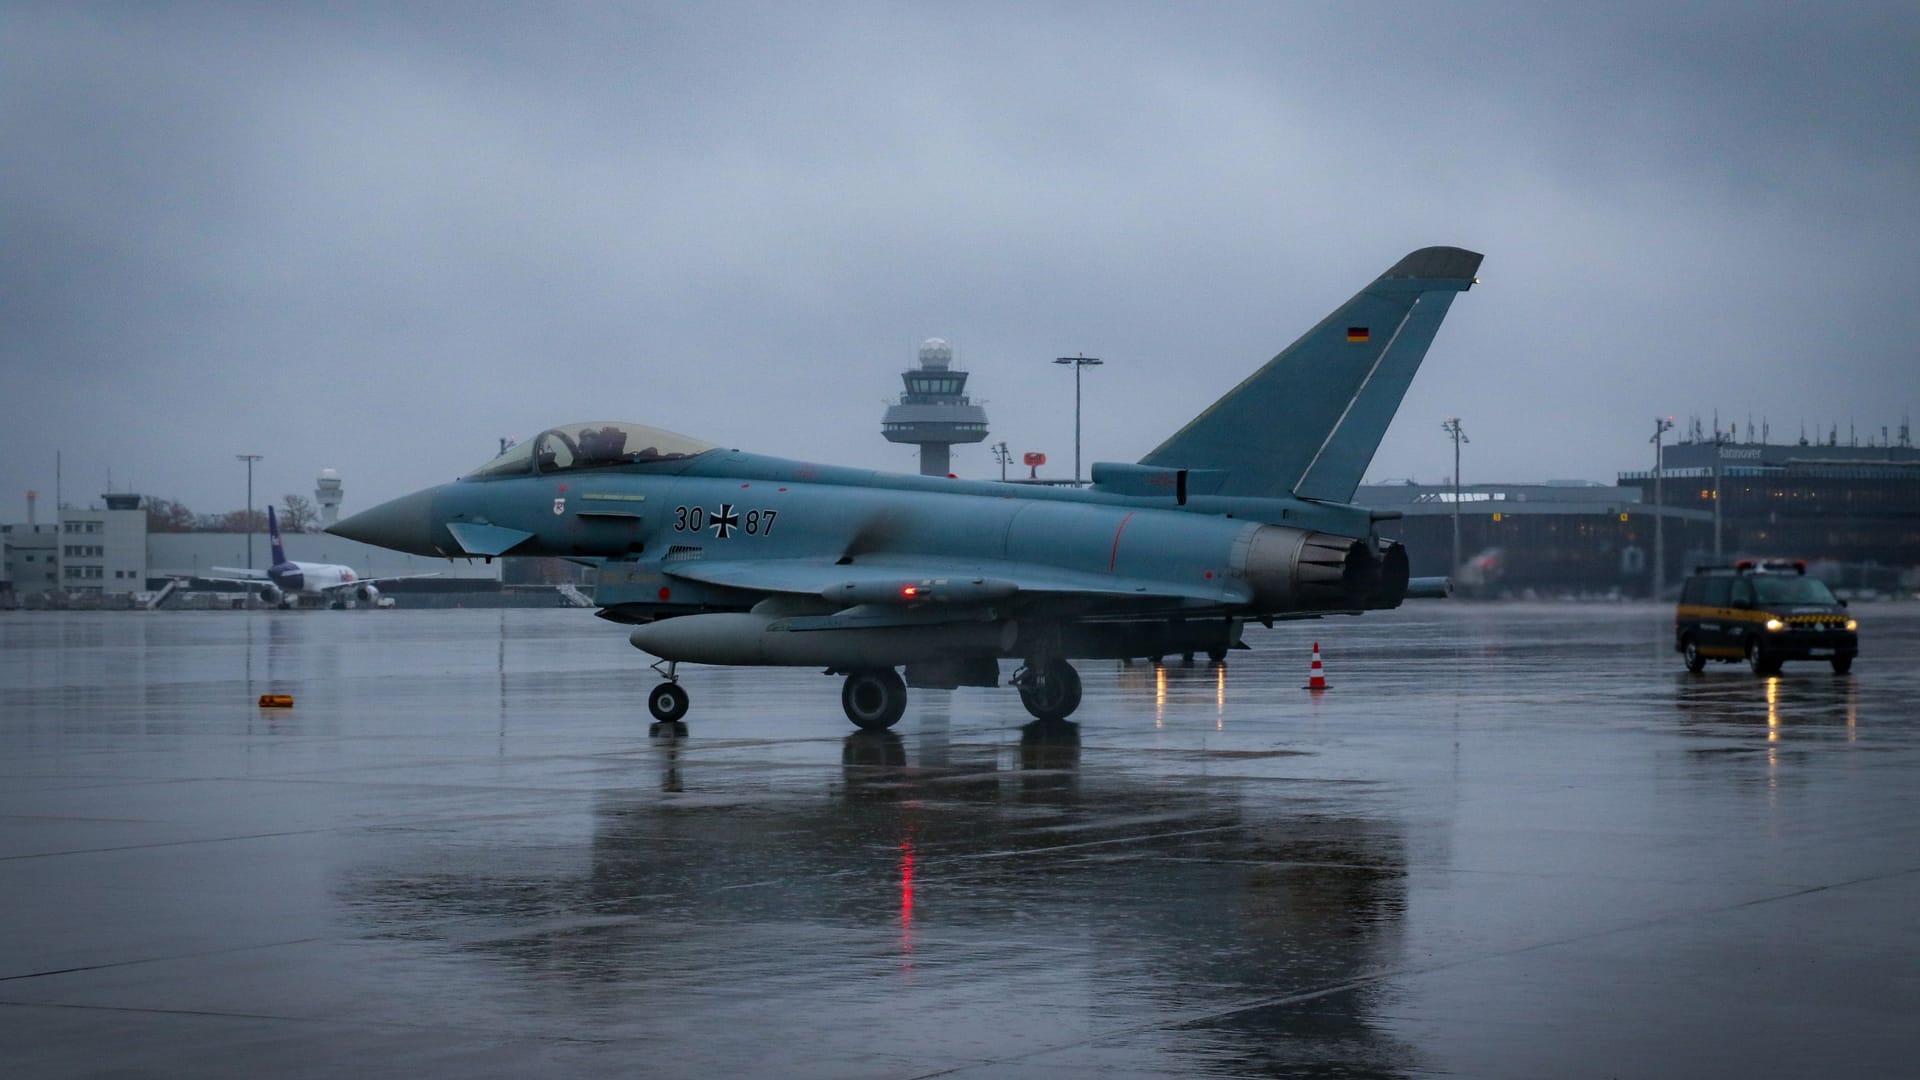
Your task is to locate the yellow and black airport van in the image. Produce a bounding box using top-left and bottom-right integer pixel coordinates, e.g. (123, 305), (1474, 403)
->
(1676, 560), (1858, 675)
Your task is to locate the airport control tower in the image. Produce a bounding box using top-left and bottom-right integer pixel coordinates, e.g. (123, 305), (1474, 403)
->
(315, 468), (343, 527)
(881, 338), (990, 476)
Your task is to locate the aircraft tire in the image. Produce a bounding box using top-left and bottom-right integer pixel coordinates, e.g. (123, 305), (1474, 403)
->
(1019, 661), (1082, 721)
(1207, 646), (1229, 664)
(842, 669), (908, 730)
(647, 682), (690, 723)
(1682, 636), (1706, 673)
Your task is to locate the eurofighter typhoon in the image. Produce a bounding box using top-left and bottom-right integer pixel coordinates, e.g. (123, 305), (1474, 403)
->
(330, 247), (1482, 729)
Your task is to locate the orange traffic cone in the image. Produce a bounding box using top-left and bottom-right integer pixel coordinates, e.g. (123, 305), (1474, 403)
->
(1303, 642), (1328, 691)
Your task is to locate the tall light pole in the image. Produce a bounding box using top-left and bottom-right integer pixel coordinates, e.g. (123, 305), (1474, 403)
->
(991, 440), (1011, 482)
(1650, 416), (1673, 599)
(1711, 428), (1724, 558)
(1442, 417), (1468, 576)
(1053, 355), (1103, 486)
(237, 453), (263, 571)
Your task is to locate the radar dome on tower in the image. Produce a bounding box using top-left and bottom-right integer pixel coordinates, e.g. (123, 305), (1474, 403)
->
(917, 338), (953, 370)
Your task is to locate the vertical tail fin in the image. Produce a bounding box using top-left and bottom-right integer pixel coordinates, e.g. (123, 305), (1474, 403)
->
(1141, 247), (1482, 500)
(268, 505), (288, 566)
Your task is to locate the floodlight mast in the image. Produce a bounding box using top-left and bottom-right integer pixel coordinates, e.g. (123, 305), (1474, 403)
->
(1651, 417), (1674, 599)
(1441, 418), (1468, 579)
(1053, 355), (1103, 486)
(236, 453), (263, 571)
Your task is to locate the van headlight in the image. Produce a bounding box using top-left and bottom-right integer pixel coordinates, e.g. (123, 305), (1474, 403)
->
(1764, 618), (1784, 632)
(1846, 618), (1858, 632)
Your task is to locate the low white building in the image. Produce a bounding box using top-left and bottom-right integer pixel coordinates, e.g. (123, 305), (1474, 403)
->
(2, 523), (61, 598)
(57, 494), (150, 596)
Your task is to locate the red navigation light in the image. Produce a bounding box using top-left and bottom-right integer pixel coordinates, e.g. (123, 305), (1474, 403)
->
(901, 585), (919, 598)
(1735, 560), (1755, 572)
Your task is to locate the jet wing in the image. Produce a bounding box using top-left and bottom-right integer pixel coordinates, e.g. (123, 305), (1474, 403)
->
(195, 576), (272, 589)
(314, 573), (442, 593)
(663, 556), (1244, 609)
(206, 567), (268, 580)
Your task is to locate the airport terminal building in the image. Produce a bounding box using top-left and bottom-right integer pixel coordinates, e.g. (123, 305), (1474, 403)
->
(1360, 435), (1920, 601)
(1618, 438), (1920, 594)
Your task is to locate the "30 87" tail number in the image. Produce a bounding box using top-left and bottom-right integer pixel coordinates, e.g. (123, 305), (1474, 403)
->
(674, 503), (775, 540)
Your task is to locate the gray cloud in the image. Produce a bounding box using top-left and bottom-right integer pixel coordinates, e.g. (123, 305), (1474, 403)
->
(4, 2), (1916, 515)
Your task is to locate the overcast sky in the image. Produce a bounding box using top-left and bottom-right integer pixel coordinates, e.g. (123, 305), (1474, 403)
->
(5, 2), (1916, 517)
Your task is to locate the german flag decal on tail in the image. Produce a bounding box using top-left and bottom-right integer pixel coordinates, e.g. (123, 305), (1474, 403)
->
(1346, 327), (1369, 343)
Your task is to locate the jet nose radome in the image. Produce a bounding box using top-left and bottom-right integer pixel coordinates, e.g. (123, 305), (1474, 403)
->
(327, 488), (439, 556)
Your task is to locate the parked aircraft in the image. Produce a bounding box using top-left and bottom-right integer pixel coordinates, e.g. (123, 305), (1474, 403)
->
(329, 247), (1482, 727)
(200, 505), (437, 608)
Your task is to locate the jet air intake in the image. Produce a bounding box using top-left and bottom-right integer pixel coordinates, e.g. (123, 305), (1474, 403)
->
(1237, 525), (1409, 612)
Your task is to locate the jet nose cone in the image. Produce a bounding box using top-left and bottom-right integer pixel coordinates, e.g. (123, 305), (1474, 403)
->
(327, 489), (438, 555)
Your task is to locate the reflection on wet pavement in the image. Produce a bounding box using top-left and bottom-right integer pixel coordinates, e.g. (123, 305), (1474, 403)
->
(2, 604), (1918, 1077)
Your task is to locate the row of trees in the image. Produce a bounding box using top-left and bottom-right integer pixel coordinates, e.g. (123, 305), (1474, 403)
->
(146, 494), (322, 534)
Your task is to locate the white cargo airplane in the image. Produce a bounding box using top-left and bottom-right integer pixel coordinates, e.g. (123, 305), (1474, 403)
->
(200, 506), (436, 608)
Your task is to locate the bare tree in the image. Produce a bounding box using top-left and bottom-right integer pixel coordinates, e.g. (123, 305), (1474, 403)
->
(279, 495), (316, 533)
(145, 498), (197, 533)
(212, 509), (267, 533)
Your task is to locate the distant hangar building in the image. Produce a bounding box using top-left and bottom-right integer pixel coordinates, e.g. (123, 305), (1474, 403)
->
(1356, 481), (1713, 598)
(881, 338), (989, 477)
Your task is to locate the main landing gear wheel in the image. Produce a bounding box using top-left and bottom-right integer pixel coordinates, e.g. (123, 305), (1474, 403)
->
(1682, 636), (1706, 673)
(842, 668), (908, 731)
(1019, 660), (1082, 721)
(647, 682), (690, 723)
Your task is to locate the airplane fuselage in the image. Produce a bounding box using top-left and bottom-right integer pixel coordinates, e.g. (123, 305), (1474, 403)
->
(344, 448), (1407, 639)
(264, 560), (360, 597)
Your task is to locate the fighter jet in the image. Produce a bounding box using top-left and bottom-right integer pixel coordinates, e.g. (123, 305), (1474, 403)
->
(330, 247), (1481, 728)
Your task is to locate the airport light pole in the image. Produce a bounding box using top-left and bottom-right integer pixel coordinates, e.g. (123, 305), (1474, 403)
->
(237, 453), (263, 571)
(1054, 355), (1103, 486)
(1442, 417), (1468, 577)
(1651, 417), (1673, 599)
(1712, 430), (1724, 558)
(992, 440), (1011, 482)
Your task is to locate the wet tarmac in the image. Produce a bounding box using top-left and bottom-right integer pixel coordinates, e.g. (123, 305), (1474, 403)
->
(3, 603), (1918, 1078)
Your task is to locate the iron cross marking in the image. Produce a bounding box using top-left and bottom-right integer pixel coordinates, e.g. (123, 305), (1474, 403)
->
(710, 504), (741, 539)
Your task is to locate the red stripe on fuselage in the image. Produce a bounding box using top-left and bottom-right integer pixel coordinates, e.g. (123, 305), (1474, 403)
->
(1109, 512), (1136, 572)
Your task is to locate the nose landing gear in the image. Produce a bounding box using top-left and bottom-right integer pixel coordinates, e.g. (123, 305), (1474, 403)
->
(647, 681), (690, 722)
(646, 660), (690, 733)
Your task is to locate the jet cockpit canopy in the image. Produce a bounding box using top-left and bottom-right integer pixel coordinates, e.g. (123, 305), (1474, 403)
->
(467, 422), (717, 479)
